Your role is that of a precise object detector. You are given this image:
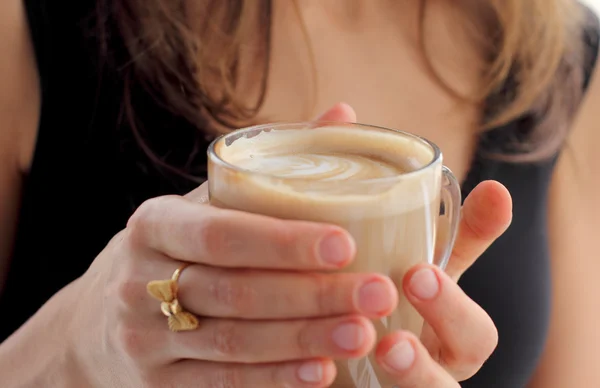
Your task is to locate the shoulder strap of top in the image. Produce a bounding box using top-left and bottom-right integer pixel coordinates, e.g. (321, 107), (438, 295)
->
(479, 3), (600, 153)
(582, 5), (600, 92)
(461, 4), (600, 198)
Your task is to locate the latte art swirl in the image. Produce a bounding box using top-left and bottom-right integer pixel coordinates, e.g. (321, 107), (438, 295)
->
(238, 152), (405, 181)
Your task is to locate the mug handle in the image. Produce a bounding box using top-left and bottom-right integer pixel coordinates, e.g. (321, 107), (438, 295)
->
(433, 166), (462, 270)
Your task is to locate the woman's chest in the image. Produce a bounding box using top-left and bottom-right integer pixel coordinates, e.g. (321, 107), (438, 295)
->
(256, 2), (485, 182)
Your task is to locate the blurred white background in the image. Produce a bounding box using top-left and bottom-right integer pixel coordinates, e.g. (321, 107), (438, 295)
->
(583, 0), (600, 13)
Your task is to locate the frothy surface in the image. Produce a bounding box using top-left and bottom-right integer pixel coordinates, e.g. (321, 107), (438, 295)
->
(210, 125), (441, 218)
(218, 125), (432, 181)
(232, 152), (405, 181)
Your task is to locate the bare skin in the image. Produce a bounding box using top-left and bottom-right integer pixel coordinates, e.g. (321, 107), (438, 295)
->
(261, 0), (481, 182)
(0, 0), (39, 290)
(529, 51), (600, 388)
(0, 0), (598, 386)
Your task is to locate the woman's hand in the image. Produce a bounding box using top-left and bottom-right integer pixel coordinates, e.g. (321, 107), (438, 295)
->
(190, 168), (512, 387)
(374, 180), (512, 386)
(179, 103), (510, 387)
(64, 103), (399, 387)
(20, 102), (509, 388)
(186, 104), (512, 386)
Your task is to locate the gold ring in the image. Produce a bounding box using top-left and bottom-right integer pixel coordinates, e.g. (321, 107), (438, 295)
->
(146, 264), (199, 332)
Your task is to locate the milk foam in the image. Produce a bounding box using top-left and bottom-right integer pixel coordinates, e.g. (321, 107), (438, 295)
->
(231, 152), (403, 181)
(211, 125), (441, 218)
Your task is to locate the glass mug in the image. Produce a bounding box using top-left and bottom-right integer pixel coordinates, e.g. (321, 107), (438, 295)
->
(207, 122), (461, 387)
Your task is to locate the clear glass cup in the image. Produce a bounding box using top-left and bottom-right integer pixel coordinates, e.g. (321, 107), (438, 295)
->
(207, 121), (461, 387)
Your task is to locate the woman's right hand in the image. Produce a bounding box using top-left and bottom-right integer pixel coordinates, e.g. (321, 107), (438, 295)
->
(71, 104), (399, 387)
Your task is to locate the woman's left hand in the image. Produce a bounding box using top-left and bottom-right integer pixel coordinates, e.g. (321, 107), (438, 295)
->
(375, 179), (513, 386)
(310, 104), (513, 386)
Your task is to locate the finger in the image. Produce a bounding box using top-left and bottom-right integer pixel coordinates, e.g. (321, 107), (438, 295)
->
(124, 260), (397, 323)
(169, 315), (376, 363)
(126, 195), (355, 270)
(315, 102), (357, 122)
(177, 266), (397, 319)
(445, 180), (512, 280)
(375, 331), (459, 387)
(115, 309), (373, 368)
(403, 264), (498, 381)
(162, 359), (337, 388)
(184, 103), (357, 204)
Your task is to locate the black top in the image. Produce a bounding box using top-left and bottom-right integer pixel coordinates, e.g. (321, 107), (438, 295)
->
(1, 1), (598, 387)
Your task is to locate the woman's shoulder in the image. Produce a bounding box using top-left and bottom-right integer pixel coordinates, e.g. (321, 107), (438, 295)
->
(1, 0), (39, 172)
(0, 0), (40, 287)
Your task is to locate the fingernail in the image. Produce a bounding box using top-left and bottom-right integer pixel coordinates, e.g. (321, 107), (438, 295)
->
(409, 268), (439, 300)
(332, 322), (365, 351)
(297, 361), (323, 383)
(358, 280), (394, 314)
(384, 340), (415, 372)
(319, 233), (353, 265)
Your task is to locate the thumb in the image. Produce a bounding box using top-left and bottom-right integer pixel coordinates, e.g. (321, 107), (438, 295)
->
(315, 102), (357, 122)
(445, 180), (513, 280)
(186, 103), (357, 202)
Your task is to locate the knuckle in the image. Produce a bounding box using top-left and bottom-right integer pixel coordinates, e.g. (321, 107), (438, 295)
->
(271, 222), (320, 267)
(464, 211), (493, 242)
(208, 272), (256, 316)
(272, 224), (302, 256)
(463, 321), (498, 367)
(209, 367), (243, 388)
(115, 278), (145, 308)
(313, 275), (338, 316)
(127, 198), (156, 232)
(295, 321), (319, 357)
(209, 321), (244, 358)
(116, 324), (148, 360)
(106, 257), (144, 309)
(272, 222), (296, 247)
(478, 322), (499, 361)
(448, 327), (498, 379)
(268, 365), (287, 387)
(127, 196), (179, 244)
(196, 214), (228, 258)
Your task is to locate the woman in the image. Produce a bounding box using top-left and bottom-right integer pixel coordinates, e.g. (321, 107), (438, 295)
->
(0, 0), (599, 386)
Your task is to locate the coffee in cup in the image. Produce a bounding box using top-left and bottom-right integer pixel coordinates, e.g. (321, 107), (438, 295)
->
(208, 122), (461, 387)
